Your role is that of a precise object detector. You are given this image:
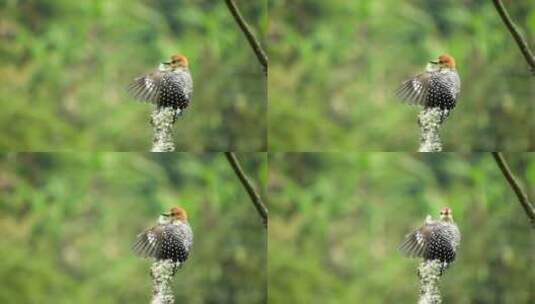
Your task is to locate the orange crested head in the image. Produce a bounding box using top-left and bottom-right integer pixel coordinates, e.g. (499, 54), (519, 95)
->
(163, 207), (188, 222)
(436, 54), (456, 69)
(168, 54), (189, 69)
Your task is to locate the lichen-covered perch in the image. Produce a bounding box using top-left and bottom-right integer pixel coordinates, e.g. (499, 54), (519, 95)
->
(151, 107), (178, 152)
(417, 260), (443, 304)
(418, 108), (447, 152)
(150, 260), (180, 304)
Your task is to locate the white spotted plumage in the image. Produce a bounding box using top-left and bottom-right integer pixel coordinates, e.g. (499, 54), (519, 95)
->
(396, 70), (460, 110)
(127, 56), (193, 115)
(133, 219), (193, 263)
(396, 55), (461, 116)
(399, 209), (461, 268)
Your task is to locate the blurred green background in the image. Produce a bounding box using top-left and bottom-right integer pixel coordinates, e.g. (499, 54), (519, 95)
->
(0, 0), (267, 151)
(269, 153), (535, 303)
(0, 152), (266, 303)
(268, 0), (535, 151)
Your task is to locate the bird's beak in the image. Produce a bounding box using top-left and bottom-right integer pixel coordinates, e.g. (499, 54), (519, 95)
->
(429, 60), (439, 64)
(163, 61), (171, 65)
(161, 212), (171, 217)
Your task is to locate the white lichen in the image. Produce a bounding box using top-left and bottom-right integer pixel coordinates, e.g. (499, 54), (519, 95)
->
(418, 108), (447, 152)
(418, 260), (443, 304)
(150, 259), (180, 304)
(150, 107), (179, 152)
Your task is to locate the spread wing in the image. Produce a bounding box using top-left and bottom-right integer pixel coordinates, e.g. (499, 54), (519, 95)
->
(132, 226), (163, 259)
(398, 227), (431, 258)
(395, 72), (432, 106)
(126, 71), (163, 104)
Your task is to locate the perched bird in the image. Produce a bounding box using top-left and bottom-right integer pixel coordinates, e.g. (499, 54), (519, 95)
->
(399, 207), (461, 270)
(127, 54), (193, 118)
(133, 207), (193, 264)
(396, 54), (461, 119)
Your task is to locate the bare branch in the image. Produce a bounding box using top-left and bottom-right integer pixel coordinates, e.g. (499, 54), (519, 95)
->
(224, 152), (268, 227)
(492, 0), (535, 75)
(491, 152), (535, 229)
(224, 0), (268, 74)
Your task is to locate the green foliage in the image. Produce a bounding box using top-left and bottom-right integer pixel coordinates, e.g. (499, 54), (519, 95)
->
(268, 153), (535, 303)
(268, 0), (535, 151)
(0, 0), (267, 151)
(0, 153), (266, 303)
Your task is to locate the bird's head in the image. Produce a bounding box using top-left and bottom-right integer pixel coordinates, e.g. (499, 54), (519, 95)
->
(430, 54), (456, 70)
(439, 207), (453, 222)
(162, 207), (188, 223)
(162, 54), (189, 71)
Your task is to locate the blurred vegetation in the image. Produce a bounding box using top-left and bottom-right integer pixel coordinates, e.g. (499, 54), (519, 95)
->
(268, 153), (535, 303)
(0, 153), (267, 303)
(0, 0), (267, 151)
(268, 0), (535, 151)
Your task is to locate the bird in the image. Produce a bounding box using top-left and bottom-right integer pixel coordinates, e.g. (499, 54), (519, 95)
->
(399, 207), (461, 271)
(395, 54), (461, 121)
(127, 54), (193, 119)
(132, 207), (193, 265)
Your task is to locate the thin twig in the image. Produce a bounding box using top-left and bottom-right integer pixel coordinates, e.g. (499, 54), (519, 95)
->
(224, 152), (268, 227)
(224, 0), (268, 74)
(491, 152), (535, 229)
(492, 0), (535, 75)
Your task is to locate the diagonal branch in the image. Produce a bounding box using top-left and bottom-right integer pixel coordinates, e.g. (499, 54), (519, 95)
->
(491, 152), (535, 229)
(492, 0), (535, 75)
(224, 0), (268, 74)
(224, 152), (268, 227)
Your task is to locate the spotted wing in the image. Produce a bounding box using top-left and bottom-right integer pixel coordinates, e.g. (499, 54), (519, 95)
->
(398, 225), (432, 258)
(126, 70), (163, 104)
(132, 226), (164, 259)
(395, 72), (432, 106)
